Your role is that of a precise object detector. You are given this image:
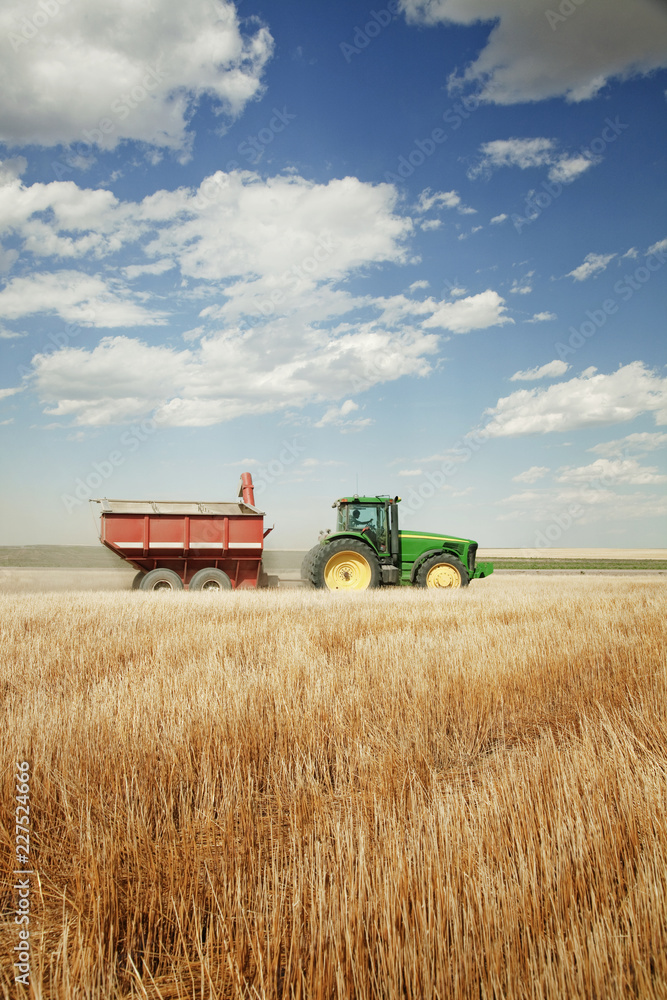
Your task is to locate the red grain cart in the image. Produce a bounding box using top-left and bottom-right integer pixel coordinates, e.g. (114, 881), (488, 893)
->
(92, 472), (272, 591)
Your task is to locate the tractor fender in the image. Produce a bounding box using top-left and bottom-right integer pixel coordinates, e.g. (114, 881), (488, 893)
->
(322, 531), (382, 556)
(409, 548), (463, 585)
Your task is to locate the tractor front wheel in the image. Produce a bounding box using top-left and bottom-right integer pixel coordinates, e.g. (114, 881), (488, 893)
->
(416, 554), (469, 589)
(312, 539), (381, 591)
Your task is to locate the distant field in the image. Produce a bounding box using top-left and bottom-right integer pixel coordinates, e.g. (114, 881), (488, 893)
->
(1, 578), (665, 998)
(0, 544), (125, 568)
(1, 545), (666, 572)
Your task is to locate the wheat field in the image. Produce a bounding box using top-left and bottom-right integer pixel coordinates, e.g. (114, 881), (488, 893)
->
(1, 576), (666, 999)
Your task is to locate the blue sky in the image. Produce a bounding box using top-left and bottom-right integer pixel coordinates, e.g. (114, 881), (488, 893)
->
(0, 0), (666, 548)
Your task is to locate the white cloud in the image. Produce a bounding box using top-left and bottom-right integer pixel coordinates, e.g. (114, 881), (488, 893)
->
(422, 289), (513, 334)
(525, 311), (556, 323)
(0, 386), (24, 400)
(315, 400), (372, 432)
(400, 0), (667, 105)
(0, 324), (25, 339)
(497, 486), (667, 524)
(509, 271), (534, 295)
(590, 431), (667, 458)
(122, 259), (175, 279)
(512, 466), (550, 483)
(510, 360), (569, 381)
(647, 237), (667, 256)
(621, 247), (639, 260)
(420, 219), (442, 231)
(556, 458), (667, 486)
(490, 213), (507, 225)
(471, 138), (555, 174)
(28, 322), (440, 427)
(416, 188), (461, 212)
(4, 167), (522, 426)
(484, 362), (667, 438)
(398, 469), (424, 477)
(547, 155), (595, 184)
(302, 458), (344, 467)
(469, 137), (596, 184)
(0, 271), (167, 327)
(416, 188), (475, 216)
(0, 0), (273, 152)
(566, 252), (617, 281)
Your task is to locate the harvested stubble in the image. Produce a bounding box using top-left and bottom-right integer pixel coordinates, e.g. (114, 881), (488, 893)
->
(1, 576), (666, 1000)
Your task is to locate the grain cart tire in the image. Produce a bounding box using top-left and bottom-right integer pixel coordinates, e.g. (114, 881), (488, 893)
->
(300, 544), (322, 584)
(416, 554), (469, 589)
(312, 538), (381, 591)
(131, 571), (145, 590)
(189, 568), (232, 592)
(139, 568), (184, 592)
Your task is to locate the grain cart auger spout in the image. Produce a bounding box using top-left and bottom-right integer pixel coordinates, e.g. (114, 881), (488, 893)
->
(301, 494), (494, 591)
(91, 471), (273, 592)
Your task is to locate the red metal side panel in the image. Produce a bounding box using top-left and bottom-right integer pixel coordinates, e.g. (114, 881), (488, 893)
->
(103, 514), (145, 554)
(189, 517), (225, 553)
(228, 515), (264, 551)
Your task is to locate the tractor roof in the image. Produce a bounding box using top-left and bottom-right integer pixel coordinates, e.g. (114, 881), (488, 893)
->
(335, 495), (399, 505)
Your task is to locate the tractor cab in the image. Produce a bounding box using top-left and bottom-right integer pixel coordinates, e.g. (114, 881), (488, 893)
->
(334, 499), (390, 553)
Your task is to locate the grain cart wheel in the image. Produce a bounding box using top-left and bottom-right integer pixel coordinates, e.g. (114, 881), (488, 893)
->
(131, 571), (145, 590)
(189, 568), (232, 592)
(312, 539), (380, 591)
(139, 568), (184, 592)
(416, 554), (469, 589)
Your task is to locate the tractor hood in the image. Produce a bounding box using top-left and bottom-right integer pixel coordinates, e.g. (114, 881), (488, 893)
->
(399, 530), (476, 546)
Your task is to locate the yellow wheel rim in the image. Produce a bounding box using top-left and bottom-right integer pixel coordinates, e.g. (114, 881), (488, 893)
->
(426, 563), (461, 588)
(324, 551), (372, 590)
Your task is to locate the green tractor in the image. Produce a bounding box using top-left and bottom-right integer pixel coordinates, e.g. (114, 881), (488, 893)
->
(301, 493), (493, 591)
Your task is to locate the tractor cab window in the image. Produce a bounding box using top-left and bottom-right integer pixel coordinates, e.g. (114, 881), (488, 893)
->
(337, 503), (388, 551)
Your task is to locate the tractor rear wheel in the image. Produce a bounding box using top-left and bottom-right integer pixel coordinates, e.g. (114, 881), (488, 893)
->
(312, 538), (381, 591)
(416, 554), (469, 589)
(139, 568), (184, 592)
(300, 544), (322, 585)
(189, 568), (232, 592)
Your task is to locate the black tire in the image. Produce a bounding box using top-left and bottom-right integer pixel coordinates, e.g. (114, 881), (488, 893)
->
(189, 568), (232, 592)
(415, 553), (469, 589)
(131, 571), (145, 590)
(311, 538), (381, 591)
(300, 544), (322, 584)
(139, 568), (184, 592)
